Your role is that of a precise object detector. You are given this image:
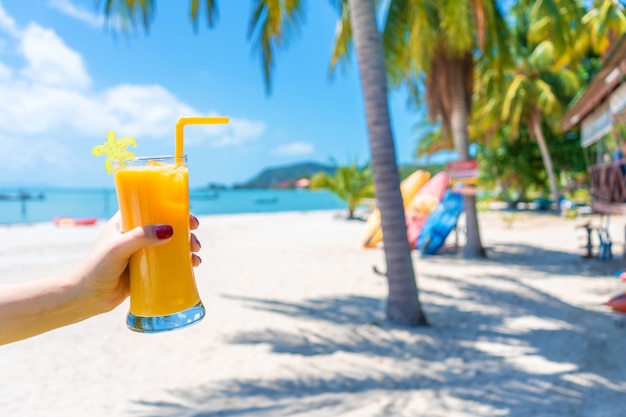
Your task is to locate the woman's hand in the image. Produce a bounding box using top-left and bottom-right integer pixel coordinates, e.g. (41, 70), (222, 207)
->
(73, 213), (202, 315)
(0, 213), (202, 345)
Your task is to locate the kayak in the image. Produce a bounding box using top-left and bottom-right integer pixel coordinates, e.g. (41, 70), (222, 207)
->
(53, 217), (98, 227)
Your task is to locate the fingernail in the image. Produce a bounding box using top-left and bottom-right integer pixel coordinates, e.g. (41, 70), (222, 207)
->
(191, 214), (199, 224)
(192, 234), (201, 249)
(155, 225), (174, 239)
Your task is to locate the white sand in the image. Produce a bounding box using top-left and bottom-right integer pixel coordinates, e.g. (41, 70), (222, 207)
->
(1, 209), (626, 416)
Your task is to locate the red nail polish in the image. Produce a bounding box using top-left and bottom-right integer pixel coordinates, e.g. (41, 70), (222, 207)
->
(155, 225), (173, 239)
(193, 234), (201, 249)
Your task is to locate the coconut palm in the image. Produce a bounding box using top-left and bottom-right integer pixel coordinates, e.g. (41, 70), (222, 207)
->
(583, 0), (626, 59)
(501, 41), (581, 209)
(381, 0), (512, 258)
(310, 162), (375, 219)
(100, 0), (428, 326)
(481, 1), (588, 210)
(472, 1), (626, 215)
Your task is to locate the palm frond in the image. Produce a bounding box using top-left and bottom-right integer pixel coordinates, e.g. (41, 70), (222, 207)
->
(502, 74), (525, 122)
(528, 40), (555, 71)
(534, 78), (558, 113)
(328, 4), (352, 78)
(382, 0), (413, 81)
(100, 0), (155, 33)
(440, 0), (473, 55)
(189, 0), (219, 30)
(247, 0), (305, 93)
(552, 67), (582, 97)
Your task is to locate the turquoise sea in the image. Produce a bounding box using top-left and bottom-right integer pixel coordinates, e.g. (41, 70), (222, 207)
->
(0, 187), (346, 225)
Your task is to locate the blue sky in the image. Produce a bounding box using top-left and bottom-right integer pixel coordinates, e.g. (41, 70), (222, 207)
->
(0, 0), (427, 188)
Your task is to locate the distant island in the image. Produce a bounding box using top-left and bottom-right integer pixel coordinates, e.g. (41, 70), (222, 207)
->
(233, 161), (336, 189)
(222, 161), (447, 189)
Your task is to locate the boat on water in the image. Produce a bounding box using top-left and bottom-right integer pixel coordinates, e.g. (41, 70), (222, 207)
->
(0, 191), (45, 201)
(253, 197), (278, 205)
(190, 190), (219, 200)
(53, 217), (98, 227)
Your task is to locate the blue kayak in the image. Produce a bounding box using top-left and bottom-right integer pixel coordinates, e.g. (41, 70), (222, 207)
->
(417, 190), (464, 255)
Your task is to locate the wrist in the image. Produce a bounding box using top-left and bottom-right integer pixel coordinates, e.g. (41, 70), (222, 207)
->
(68, 259), (128, 317)
(55, 272), (104, 324)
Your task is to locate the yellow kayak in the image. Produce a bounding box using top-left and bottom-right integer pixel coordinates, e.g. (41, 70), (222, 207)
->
(361, 169), (431, 248)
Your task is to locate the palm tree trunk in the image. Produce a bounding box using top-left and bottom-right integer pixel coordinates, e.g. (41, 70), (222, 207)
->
(448, 60), (486, 258)
(529, 108), (559, 212)
(347, 0), (427, 326)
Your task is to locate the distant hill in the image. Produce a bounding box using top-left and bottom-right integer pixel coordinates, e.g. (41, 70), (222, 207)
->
(234, 161), (448, 189)
(235, 161), (337, 189)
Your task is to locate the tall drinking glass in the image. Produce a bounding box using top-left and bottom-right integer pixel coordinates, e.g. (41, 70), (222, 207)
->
(112, 155), (204, 333)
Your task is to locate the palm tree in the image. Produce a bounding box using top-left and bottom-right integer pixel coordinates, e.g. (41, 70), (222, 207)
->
(583, 0), (626, 59)
(345, 0), (425, 325)
(478, 1), (586, 211)
(472, 1), (626, 214)
(310, 162), (375, 219)
(381, 0), (512, 258)
(101, 0), (428, 326)
(501, 40), (581, 210)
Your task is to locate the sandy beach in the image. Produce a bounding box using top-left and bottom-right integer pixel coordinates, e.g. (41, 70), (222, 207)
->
(2, 209), (626, 416)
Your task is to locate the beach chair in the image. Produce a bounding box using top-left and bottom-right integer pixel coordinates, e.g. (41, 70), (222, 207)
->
(577, 222), (594, 259)
(597, 226), (613, 261)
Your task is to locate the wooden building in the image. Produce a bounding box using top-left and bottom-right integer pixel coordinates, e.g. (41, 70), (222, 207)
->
(563, 36), (626, 215)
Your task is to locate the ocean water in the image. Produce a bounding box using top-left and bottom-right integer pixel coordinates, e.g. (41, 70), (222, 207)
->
(0, 187), (346, 225)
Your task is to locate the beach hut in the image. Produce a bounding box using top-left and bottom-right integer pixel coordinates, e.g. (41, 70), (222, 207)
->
(563, 35), (626, 216)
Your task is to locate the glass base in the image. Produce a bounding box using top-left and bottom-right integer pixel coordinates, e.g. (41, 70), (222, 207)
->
(126, 301), (205, 333)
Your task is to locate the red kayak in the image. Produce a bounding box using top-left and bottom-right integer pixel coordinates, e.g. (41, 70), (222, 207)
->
(605, 293), (626, 314)
(53, 217), (98, 227)
(405, 172), (451, 249)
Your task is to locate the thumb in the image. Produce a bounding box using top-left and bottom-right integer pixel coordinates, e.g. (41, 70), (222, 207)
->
(112, 224), (174, 259)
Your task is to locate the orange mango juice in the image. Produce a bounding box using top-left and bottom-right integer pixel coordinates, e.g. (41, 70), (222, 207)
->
(113, 158), (201, 317)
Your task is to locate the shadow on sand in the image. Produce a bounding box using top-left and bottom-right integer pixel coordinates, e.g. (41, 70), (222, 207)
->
(429, 241), (625, 278)
(132, 244), (626, 417)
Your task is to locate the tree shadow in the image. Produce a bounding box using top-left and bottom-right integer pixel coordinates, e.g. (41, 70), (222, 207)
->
(221, 293), (386, 327)
(130, 245), (626, 416)
(422, 242), (625, 278)
(132, 299), (626, 415)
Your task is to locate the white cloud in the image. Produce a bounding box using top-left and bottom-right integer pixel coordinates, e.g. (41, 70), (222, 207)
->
(272, 141), (314, 156)
(0, 61), (11, 79)
(19, 23), (91, 89)
(0, 1), (266, 181)
(206, 118), (266, 147)
(48, 0), (105, 29)
(0, 1), (19, 37)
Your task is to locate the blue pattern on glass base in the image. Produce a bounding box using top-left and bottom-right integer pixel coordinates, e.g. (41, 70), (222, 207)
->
(126, 302), (205, 333)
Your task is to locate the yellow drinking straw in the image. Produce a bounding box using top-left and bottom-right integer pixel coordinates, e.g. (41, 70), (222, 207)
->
(175, 116), (229, 157)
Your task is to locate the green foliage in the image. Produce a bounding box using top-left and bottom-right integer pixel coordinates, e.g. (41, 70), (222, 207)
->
(564, 186), (591, 206)
(549, 132), (587, 176)
(310, 162), (375, 219)
(477, 126), (547, 204)
(399, 163), (446, 179)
